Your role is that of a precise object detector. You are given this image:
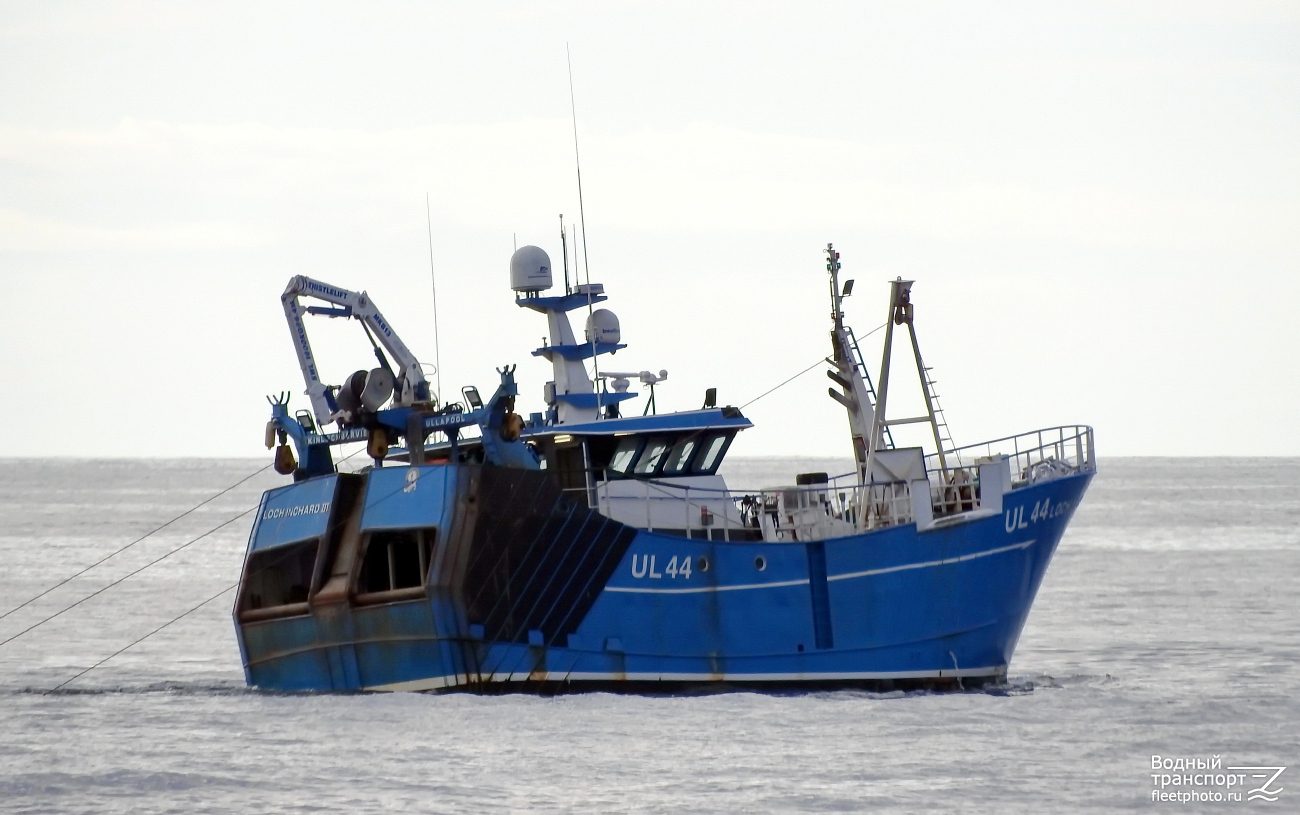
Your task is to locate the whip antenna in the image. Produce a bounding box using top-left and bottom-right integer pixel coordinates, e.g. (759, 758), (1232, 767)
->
(567, 44), (592, 288)
(425, 193), (442, 404)
(567, 43), (600, 414)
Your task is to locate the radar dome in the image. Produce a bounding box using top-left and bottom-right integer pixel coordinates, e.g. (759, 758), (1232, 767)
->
(510, 245), (553, 293)
(585, 309), (621, 345)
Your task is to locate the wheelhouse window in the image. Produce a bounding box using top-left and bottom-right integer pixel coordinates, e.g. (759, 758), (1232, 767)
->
(693, 432), (733, 474)
(633, 437), (672, 476)
(663, 438), (698, 475)
(240, 538), (319, 618)
(596, 430), (737, 479)
(355, 528), (434, 603)
(608, 437), (642, 476)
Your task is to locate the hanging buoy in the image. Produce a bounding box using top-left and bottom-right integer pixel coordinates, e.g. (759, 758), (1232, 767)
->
(264, 421), (277, 450)
(274, 443), (297, 475)
(500, 413), (523, 442)
(367, 427), (389, 461)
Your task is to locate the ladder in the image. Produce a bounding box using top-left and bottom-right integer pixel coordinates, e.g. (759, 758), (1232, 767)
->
(920, 363), (961, 468)
(845, 326), (895, 449)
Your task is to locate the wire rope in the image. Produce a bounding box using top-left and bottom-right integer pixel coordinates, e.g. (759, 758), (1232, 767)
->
(36, 448), (385, 689)
(44, 583), (238, 695)
(0, 508), (256, 648)
(0, 463), (274, 621)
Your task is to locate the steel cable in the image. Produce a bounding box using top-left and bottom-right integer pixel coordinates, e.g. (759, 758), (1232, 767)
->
(0, 508), (257, 648)
(34, 447), (418, 690)
(0, 462), (274, 621)
(44, 583), (239, 695)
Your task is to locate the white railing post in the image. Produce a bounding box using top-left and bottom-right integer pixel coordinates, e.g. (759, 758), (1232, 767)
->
(916, 480), (926, 520)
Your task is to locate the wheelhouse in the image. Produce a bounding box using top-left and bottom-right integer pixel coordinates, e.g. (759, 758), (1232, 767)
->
(517, 408), (752, 507)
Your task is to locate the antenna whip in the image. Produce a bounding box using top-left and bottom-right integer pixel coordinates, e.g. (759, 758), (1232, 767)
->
(425, 193), (443, 404)
(567, 43), (601, 416)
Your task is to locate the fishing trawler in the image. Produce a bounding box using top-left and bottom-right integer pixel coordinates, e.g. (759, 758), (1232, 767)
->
(234, 242), (1095, 693)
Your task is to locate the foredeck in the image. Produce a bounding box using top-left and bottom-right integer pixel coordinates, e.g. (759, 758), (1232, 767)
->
(584, 425), (1095, 542)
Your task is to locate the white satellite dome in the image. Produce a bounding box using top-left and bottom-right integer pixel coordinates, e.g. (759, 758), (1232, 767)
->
(510, 245), (553, 293)
(585, 309), (621, 345)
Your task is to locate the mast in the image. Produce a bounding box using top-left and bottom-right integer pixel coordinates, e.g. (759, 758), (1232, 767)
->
(823, 244), (876, 484)
(560, 214), (570, 295)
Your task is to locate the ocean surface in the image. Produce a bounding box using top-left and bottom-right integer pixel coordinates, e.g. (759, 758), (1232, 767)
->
(1, 456), (1296, 813)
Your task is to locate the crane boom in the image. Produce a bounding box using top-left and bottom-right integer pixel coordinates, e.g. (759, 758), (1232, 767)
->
(281, 275), (431, 426)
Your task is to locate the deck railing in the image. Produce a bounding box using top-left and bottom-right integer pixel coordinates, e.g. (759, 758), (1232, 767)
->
(568, 425), (1094, 541)
(575, 472), (916, 542)
(925, 425), (1094, 489)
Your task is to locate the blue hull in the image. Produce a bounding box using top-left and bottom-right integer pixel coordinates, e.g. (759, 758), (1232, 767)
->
(234, 464), (1092, 693)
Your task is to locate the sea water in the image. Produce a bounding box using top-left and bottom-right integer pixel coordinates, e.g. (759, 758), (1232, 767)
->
(1, 457), (1296, 813)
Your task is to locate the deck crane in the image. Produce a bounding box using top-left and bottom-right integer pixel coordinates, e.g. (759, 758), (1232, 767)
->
(281, 275), (433, 428)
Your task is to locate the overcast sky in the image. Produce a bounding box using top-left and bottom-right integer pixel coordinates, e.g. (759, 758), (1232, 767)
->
(1, 1), (1296, 459)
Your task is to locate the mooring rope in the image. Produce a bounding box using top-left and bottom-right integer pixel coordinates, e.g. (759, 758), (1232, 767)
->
(0, 462), (274, 621)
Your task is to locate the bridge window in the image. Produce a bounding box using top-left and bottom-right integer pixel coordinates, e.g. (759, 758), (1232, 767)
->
(355, 528), (434, 602)
(663, 438), (697, 475)
(633, 437), (672, 475)
(693, 432), (733, 474)
(608, 437), (642, 475)
(597, 430), (737, 479)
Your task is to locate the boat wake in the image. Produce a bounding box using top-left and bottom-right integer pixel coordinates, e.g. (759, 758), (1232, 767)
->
(10, 680), (294, 697)
(819, 672), (1120, 699)
(996, 673), (1120, 693)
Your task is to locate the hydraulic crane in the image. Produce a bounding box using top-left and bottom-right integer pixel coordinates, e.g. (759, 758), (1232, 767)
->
(281, 275), (433, 428)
